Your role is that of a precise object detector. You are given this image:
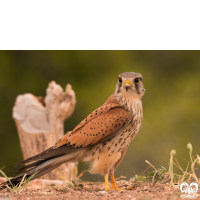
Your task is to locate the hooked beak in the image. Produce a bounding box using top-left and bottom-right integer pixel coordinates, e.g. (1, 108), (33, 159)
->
(124, 80), (132, 92)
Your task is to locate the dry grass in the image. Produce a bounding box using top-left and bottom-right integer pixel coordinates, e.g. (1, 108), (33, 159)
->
(131, 142), (200, 188)
(0, 170), (38, 194)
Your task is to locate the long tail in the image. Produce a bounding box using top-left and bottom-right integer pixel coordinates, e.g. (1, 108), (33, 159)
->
(0, 144), (79, 189)
(0, 158), (61, 189)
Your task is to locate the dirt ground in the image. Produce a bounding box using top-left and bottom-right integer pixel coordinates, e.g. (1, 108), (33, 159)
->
(1, 179), (196, 200)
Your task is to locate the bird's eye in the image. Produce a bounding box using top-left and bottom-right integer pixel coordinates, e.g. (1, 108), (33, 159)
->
(134, 78), (140, 84)
(119, 78), (122, 84)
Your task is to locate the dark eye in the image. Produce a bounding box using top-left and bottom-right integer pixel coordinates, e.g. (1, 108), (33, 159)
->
(134, 78), (140, 84)
(119, 78), (122, 84)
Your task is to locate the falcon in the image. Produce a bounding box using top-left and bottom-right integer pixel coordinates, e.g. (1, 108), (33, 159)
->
(1, 72), (145, 190)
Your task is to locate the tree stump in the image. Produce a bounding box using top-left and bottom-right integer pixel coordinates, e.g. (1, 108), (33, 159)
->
(13, 81), (77, 181)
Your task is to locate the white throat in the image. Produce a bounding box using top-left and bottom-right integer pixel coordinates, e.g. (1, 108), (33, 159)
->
(115, 95), (143, 119)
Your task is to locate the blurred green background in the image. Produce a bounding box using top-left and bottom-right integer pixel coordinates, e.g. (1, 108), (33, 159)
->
(0, 51), (200, 182)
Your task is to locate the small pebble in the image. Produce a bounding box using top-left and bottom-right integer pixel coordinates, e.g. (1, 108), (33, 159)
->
(98, 191), (107, 195)
(143, 186), (148, 191)
(174, 185), (179, 190)
(127, 195), (132, 198)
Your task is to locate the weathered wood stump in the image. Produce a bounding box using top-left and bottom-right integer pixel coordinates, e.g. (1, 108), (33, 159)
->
(13, 81), (77, 181)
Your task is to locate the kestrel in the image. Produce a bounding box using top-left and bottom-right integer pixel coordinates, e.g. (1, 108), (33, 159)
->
(1, 72), (145, 191)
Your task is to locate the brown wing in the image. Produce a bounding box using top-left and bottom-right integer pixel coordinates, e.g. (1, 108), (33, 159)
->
(55, 95), (132, 148)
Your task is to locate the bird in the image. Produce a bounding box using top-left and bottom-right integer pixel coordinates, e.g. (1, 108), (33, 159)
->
(0, 72), (145, 191)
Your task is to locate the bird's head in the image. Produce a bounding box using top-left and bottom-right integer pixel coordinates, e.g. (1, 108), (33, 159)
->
(114, 72), (145, 99)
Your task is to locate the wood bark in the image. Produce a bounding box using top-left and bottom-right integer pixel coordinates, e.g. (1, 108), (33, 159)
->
(12, 81), (77, 181)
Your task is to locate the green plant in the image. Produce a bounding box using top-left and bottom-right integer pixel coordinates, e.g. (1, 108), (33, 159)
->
(65, 178), (84, 188)
(130, 174), (146, 182)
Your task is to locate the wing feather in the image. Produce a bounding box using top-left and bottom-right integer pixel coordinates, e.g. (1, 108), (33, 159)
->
(55, 95), (132, 148)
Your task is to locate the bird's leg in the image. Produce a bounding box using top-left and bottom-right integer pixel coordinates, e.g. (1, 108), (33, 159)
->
(104, 172), (120, 191)
(104, 173), (110, 191)
(109, 169), (118, 190)
(109, 169), (125, 190)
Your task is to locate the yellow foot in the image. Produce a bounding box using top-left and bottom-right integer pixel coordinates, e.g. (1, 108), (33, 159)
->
(104, 172), (126, 191)
(109, 171), (126, 190)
